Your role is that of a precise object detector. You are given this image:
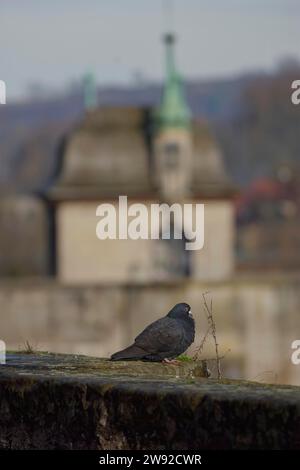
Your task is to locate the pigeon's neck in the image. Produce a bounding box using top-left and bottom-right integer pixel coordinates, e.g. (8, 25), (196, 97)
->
(181, 315), (195, 332)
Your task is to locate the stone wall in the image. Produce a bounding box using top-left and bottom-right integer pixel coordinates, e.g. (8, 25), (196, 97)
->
(0, 352), (300, 450)
(0, 274), (299, 385)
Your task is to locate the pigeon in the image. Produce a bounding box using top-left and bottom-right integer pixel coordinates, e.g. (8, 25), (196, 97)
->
(110, 303), (195, 362)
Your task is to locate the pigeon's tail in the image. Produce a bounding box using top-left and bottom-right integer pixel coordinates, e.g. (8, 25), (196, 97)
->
(110, 344), (146, 361)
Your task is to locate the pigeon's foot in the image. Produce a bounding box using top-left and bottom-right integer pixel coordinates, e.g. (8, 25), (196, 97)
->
(162, 358), (180, 365)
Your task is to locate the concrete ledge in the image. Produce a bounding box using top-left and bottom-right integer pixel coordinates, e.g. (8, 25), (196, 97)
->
(0, 352), (300, 450)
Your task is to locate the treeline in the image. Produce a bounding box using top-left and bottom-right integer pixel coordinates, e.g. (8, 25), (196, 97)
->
(215, 64), (300, 186)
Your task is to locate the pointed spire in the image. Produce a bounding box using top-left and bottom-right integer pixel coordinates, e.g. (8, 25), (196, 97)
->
(165, 33), (176, 77)
(158, 33), (191, 130)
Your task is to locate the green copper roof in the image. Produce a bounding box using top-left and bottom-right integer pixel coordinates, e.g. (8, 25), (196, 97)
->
(158, 33), (191, 130)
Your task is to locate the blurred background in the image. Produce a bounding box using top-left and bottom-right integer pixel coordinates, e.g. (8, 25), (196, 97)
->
(0, 0), (300, 384)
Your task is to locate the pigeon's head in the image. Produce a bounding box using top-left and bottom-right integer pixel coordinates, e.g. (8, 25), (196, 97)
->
(167, 303), (193, 321)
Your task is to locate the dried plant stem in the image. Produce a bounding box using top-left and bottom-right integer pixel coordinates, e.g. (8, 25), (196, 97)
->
(193, 325), (211, 361)
(202, 292), (222, 380)
(23, 340), (35, 354)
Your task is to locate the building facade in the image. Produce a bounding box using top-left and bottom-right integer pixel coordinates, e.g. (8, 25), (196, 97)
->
(49, 34), (235, 283)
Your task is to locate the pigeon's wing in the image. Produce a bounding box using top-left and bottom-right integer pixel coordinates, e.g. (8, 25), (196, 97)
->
(134, 317), (183, 355)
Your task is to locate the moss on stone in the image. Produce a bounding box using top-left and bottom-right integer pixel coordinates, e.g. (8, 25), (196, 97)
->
(177, 354), (193, 362)
(5, 351), (209, 380)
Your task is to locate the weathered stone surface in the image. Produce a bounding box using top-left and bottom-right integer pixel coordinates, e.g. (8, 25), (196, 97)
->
(0, 352), (300, 450)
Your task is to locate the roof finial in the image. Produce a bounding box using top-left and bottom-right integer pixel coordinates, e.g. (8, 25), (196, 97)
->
(158, 12), (191, 131)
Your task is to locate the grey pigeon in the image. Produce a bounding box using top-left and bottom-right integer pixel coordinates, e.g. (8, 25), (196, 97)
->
(111, 303), (195, 362)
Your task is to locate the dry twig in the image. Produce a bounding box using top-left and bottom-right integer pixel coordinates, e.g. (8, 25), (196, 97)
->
(23, 340), (35, 354)
(202, 292), (222, 380)
(193, 325), (211, 361)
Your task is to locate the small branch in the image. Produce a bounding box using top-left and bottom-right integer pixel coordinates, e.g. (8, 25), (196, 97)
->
(23, 340), (35, 354)
(193, 325), (211, 361)
(202, 292), (222, 380)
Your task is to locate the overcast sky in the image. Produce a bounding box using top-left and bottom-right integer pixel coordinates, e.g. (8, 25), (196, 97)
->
(1, 0), (300, 100)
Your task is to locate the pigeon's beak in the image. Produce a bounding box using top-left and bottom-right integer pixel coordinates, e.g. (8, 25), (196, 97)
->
(188, 310), (193, 318)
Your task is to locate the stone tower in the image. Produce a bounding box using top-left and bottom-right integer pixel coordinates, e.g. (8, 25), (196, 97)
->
(155, 33), (192, 202)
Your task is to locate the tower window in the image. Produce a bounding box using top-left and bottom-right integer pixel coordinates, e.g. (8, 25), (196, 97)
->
(164, 143), (179, 168)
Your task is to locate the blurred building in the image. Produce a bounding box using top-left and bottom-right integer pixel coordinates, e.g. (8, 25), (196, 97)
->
(48, 34), (235, 283)
(0, 194), (50, 276)
(236, 163), (300, 270)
